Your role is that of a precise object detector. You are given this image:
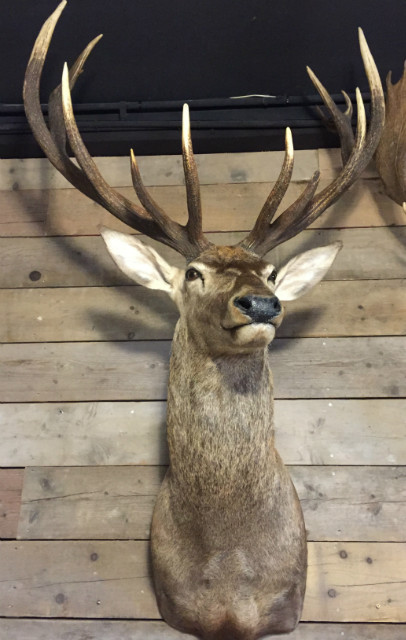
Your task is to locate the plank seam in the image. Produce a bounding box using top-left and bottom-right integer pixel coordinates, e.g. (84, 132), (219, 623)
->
(0, 276), (404, 291)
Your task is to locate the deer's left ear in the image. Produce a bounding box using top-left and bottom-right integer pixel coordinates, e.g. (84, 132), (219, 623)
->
(101, 227), (181, 294)
(275, 242), (342, 301)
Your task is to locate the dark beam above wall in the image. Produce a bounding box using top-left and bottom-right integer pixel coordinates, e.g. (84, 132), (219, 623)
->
(0, 93), (368, 157)
(0, 0), (403, 156)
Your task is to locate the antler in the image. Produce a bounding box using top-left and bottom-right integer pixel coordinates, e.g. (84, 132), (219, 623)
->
(239, 29), (385, 257)
(23, 1), (211, 261)
(25, 4), (385, 261)
(375, 65), (406, 208)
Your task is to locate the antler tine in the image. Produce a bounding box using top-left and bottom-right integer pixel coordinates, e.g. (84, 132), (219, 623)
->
(24, 0), (147, 223)
(129, 106), (212, 257)
(23, 1), (98, 200)
(182, 104), (211, 253)
(240, 127), (294, 253)
(240, 28), (385, 257)
(60, 63), (180, 244)
(246, 171), (321, 256)
(48, 33), (103, 161)
(61, 65), (210, 258)
(308, 66), (355, 166)
(130, 150), (196, 250)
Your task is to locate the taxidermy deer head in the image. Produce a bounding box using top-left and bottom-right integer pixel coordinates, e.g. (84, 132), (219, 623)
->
(24, 3), (385, 639)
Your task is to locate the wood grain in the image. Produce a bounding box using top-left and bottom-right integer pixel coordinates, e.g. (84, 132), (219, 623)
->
(1, 399), (403, 468)
(0, 541), (404, 621)
(0, 540), (157, 618)
(0, 146), (404, 631)
(318, 149), (379, 180)
(18, 466), (166, 541)
(305, 542), (406, 622)
(0, 469), (24, 539)
(0, 337), (404, 402)
(17, 466), (406, 542)
(0, 151), (318, 191)
(1, 279), (404, 343)
(1, 620), (405, 640)
(1, 177), (404, 237)
(1, 227), (405, 289)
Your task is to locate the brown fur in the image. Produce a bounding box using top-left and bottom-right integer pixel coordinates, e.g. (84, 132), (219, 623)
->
(151, 246), (307, 639)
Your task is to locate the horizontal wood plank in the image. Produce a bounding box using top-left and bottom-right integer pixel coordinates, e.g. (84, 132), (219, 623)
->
(1, 399), (404, 468)
(1, 227), (405, 289)
(0, 469), (24, 539)
(1, 178), (404, 237)
(18, 466), (165, 541)
(0, 540), (157, 618)
(17, 466), (406, 542)
(0, 151), (318, 191)
(305, 542), (406, 622)
(0, 541), (404, 622)
(0, 620), (196, 640)
(1, 279), (404, 343)
(0, 340), (170, 402)
(1, 620), (405, 640)
(0, 337), (404, 403)
(318, 149), (379, 180)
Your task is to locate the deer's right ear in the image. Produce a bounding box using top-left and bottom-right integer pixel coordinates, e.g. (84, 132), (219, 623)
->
(101, 228), (181, 293)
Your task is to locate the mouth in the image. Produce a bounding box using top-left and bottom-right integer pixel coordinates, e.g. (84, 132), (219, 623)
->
(222, 320), (276, 331)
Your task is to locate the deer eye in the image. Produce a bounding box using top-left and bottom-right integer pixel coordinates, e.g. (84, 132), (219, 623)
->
(185, 268), (202, 282)
(267, 269), (277, 284)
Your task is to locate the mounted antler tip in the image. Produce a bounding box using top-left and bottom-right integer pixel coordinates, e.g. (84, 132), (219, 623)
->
(130, 148), (142, 186)
(182, 103), (191, 150)
(61, 61), (76, 130)
(358, 28), (374, 70)
(130, 147), (136, 169)
(62, 61), (69, 81)
(56, 0), (68, 12)
(50, 1), (67, 22)
(61, 61), (69, 90)
(306, 66), (325, 97)
(357, 27), (367, 47)
(25, 0), (67, 69)
(341, 90), (353, 117)
(285, 127), (293, 153)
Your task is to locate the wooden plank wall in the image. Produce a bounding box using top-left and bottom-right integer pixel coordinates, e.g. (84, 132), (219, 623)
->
(0, 148), (405, 639)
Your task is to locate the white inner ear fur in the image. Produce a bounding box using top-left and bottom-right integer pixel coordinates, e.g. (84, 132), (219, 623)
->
(275, 242), (342, 301)
(100, 227), (181, 294)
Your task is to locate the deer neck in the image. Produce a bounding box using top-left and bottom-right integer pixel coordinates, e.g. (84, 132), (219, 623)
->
(166, 320), (277, 504)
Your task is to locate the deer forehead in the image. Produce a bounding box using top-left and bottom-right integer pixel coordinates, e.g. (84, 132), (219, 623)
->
(190, 246), (273, 277)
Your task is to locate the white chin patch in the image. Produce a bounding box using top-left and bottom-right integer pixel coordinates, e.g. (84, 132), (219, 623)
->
(234, 323), (276, 345)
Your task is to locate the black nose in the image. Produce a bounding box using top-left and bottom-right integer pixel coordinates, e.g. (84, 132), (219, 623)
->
(234, 295), (281, 323)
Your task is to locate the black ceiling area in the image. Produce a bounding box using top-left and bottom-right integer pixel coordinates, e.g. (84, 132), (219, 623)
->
(1, 0), (406, 157)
